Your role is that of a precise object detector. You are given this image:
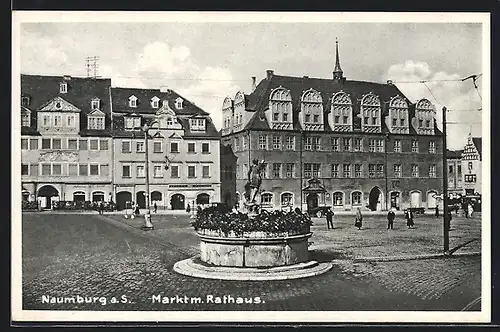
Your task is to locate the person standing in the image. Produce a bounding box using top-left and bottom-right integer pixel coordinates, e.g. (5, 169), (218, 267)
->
(387, 209), (395, 229)
(406, 209), (415, 229)
(435, 205), (439, 217)
(468, 203), (474, 218)
(153, 202), (157, 213)
(463, 202), (469, 218)
(355, 208), (363, 230)
(447, 209), (453, 230)
(326, 208), (334, 230)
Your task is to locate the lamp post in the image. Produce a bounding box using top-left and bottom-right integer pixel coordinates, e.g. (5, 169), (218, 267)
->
(442, 106), (449, 254)
(384, 133), (389, 211)
(141, 120), (159, 231)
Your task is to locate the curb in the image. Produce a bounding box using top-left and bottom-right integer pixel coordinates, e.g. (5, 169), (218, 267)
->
(353, 251), (481, 263)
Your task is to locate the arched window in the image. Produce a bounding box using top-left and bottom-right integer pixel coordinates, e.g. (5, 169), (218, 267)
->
(281, 192), (293, 206)
(351, 191), (362, 206)
(261, 193), (273, 206)
(333, 192), (344, 206)
(151, 191), (162, 202)
(360, 92), (381, 132)
(92, 191), (105, 202)
(269, 87), (292, 129)
(330, 91), (352, 131)
(301, 89), (323, 130)
(196, 193), (210, 205)
(73, 191), (86, 202)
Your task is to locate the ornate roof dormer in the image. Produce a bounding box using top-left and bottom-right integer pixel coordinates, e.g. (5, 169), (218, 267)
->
(360, 92), (382, 133)
(413, 98), (436, 135)
(329, 90), (353, 132)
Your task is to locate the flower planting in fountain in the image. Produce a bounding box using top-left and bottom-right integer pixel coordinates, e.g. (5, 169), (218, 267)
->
(191, 206), (313, 238)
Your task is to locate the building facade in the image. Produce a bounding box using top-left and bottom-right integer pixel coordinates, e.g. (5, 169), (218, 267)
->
(447, 149), (463, 195)
(461, 134), (482, 196)
(220, 42), (443, 213)
(21, 75), (113, 208)
(111, 87), (221, 211)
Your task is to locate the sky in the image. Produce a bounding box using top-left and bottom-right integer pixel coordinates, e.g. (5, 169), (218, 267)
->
(18, 17), (485, 150)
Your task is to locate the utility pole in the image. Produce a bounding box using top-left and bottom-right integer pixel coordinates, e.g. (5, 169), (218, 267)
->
(442, 106), (449, 254)
(384, 133), (389, 211)
(299, 130), (304, 211)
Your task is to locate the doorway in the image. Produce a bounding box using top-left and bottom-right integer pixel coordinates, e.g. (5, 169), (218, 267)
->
(116, 191), (132, 211)
(306, 193), (319, 211)
(171, 193), (185, 210)
(136, 191), (146, 209)
(390, 192), (400, 210)
(369, 187), (382, 211)
(37, 185), (59, 209)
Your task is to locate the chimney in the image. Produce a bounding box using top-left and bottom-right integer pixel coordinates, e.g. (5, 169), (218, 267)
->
(303, 76), (309, 79)
(251, 76), (256, 92)
(387, 79), (393, 85)
(63, 75), (72, 80)
(266, 69), (274, 80)
(160, 87), (170, 93)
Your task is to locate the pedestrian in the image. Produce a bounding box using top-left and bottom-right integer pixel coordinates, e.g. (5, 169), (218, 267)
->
(295, 207), (302, 215)
(406, 209), (414, 229)
(134, 203), (140, 216)
(153, 202), (157, 213)
(387, 208), (395, 229)
(98, 201), (104, 215)
(354, 208), (363, 230)
(447, 209), (453, 230)
(463, 202), (469, 218)
(468, 203), (474, 218)
(435, 205), (439, 217)
(326, 207), (334, 230)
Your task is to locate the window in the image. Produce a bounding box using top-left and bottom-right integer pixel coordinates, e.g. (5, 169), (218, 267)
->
(261, 163), (268, 179)
(234, 137), (240, 151)
(187, 142), (196, 153)
(304, 137), (312, 151)
(21, 138), (28, 150)
(60, 82), (67, 93)
(354, 138), (362, 151)
(285, 136), (295, 150)
(281, 193), (293, 206)
(331, 164), (339, 178)
(465, 174), (477, 183)
(43, 115), (50, 126)
(171, 165), (179, 178)
(426, 120), (431, 127)
(343, 138), (351, 151)
(89, 139), (99, 150)
(343, 164), (351, 178)
(69, 164), (77, 176)
(21, 164), (29, 175)
(283, 112), (289, 122)
(258, 135), (267, 150)
(121, 141), (131, 153)
(411, 164), (419, 177)
(313, 163), (320, 177)
(21, 96), (30, 106)
(90, 164), (99, 176)
(41, 164), (51, 176)
(305, 114), (310, 123)
(304, 163), (312, 178)
(343, 116), (348, 124)
(175, 98), (183, 109)
(122, 165), (131, 178)
(42, 138), (51, 149)
(376, 139), (384, 152)
(354, 164), (362, 178)
(153, 141), (162, 153)
(129, 96), (137, 108)
(154, 165), (163, 178)
(125, 117), (134, 129)
(376, 164), (384, 178)
(392, 118), (397, 126)
(429, 141), (436, 153)
(273, 113), (279, 121)
(91, 98), (100, 110)
(242, 136), (248, 150)
(52, 139), (62, 150)
(457, 165), (462, 177)
(261, 193), (273, 206)
(371, 117), (377, 125)
(190, 118), (206, 131)
(369, 139), (376, 152)
(151, 98), (159, 109)
(364, 117), (368, 125)
(202, 142), (210, 154)
(29, 138), (38, 150)
(67, 115), (74, 127)
(393, 139), (401, 152)
(418, 119), (423, 127)
(312, 137), (321, 151)
(137, 165), (145, 178)
(468, 161), (473, 171)
(272, 163), (281, 178)
(99, 139), (108, 150)
(202, 165), (210, 178)
(188, 165), (196, 178)
(313, 114), (319, 123)
(448, 165), (454, 174)
(412, 140), (419, 152)
(54, 115), (62, 127)
(333, 192), (343, 206)
(136, 141), (145, 153)
(285, 163), (294, 178)
(272, 135), (282, 150)
(100, 164), (109, 177)
(88, 116), (105, 130)
(429, 165), (436, 178)
(394, 164), (402, 178)
(21, 112), (30, 126)
(352, 192), (362, 206)
(368, 164), (376, 178)
(331, 137), (339, 151)
(79, 164), (88, 176)
(400, 118), (405, 126)
(68, 139), (77, 150)
(335, 116), (340, 123)
(171, 142), (179, 153)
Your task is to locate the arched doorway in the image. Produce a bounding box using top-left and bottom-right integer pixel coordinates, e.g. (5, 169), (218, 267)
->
(116, 191), (132, 211)
(427, 191), (437, 209)
(306, 193), (319, 211)
(92, 191), (105, 202)
(410, 191), (422, 208)
(136, 191), (146, 209)
(171, 194), (185, 210)
(73, 191), (86, 202)
(151, 191), (162, 205)
(37, 185), (59, 209)
(196, 193), (210, 205)
(369, 187), (382, 211)
(390, 192), (401, 210)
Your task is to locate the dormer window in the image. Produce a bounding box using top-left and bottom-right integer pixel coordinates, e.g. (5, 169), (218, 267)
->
(190, 118), (206, 131)
(59, 82), (67, 94)
(330, 91), (353, 132)
(21, 96), (30, 107)
(21, 108), (31, 127)
(151, 96), (160, 108)
(300, 89), (324, 131)
(175, 98), (184, 109)
(88, 113), (105, 130)
(129, 96), (138, 108)
(91, 98), (100, 110)
(414, 98), (436, 135)
(360, 92), (382, 133)
(125, 116), (141, 130)
(268, 87), (293, 130)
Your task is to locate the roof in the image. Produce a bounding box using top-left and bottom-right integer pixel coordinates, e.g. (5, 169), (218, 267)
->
(447, 150), (463, 159)
(472, 137), (482, 156)
(243, 73), (442, 135)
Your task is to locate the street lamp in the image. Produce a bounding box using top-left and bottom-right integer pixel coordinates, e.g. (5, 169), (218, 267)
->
(141, 120), (159, 231)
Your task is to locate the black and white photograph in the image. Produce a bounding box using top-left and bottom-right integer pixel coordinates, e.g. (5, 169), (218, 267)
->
(12, 11), (491, 324)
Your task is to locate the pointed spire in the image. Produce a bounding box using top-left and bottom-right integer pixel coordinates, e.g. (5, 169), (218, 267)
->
(333, 38), (343, 80)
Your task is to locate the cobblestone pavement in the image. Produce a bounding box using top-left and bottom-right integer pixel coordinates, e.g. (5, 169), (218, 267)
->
(22, 213), (481, 312)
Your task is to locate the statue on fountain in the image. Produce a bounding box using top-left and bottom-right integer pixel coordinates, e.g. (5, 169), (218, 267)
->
(243, 158), (265, 214)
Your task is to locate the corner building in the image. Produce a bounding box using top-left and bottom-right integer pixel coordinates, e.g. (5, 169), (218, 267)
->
(111, 87), (221, 211)
(220, 42), (443, 212)
(20, 75), (113, 207)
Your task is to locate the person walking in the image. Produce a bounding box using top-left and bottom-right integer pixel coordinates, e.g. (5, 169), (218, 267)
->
(326, 207), (334, 230)
(98, 201), (104, 215)
(387, 208), (395, 229)
(153, 202), (157, 213)
(463, 202), (469, 218)
(447, 209), (453, 230)
(354, 208), (363, 230)
(468, 203), (474, 218)
(134, 202), (140, 216)
(435, 205), (439, 217)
